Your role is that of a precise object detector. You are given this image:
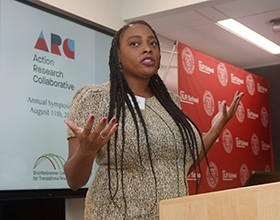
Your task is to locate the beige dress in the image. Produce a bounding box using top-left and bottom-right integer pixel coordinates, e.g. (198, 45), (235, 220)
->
(67, 82), (201, 220)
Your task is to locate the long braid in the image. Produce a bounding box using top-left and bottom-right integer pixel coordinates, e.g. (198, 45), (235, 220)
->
(149, 74), (208, 192)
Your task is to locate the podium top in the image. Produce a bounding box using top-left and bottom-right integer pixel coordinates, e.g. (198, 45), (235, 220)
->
(160, 182), (280, 220)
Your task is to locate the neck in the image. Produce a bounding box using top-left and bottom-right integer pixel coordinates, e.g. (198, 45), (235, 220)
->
(126, 78), (153, 98)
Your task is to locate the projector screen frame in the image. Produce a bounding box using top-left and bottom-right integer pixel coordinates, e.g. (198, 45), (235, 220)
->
(0, 0), (115, 200)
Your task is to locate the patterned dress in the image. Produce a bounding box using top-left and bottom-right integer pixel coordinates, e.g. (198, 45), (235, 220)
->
(67, 82), (201, 219)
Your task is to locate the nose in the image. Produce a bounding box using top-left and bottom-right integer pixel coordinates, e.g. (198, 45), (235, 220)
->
(142, 43), (152, 54)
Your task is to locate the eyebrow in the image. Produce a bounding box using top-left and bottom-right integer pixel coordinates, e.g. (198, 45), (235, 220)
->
(126, 35), (156, 41)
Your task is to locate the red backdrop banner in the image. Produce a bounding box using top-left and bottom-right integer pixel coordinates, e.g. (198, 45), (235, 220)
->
(177, 42), (274, 194)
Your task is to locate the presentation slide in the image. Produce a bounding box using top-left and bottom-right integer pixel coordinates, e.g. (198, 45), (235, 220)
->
(0, 0), (112, 191)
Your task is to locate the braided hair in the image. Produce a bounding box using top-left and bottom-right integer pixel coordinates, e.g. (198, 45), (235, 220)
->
(107, 20), (208, 215)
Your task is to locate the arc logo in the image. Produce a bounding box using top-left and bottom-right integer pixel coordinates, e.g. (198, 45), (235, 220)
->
(34, 31), (75, 59)
(33, 153), (65, 171)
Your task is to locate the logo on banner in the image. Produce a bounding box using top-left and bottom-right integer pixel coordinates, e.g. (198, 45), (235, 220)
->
(181, 47), (195, 75)
(222, 170), (237, 181)
(206, 162), (219, 188)
(203, 90), (215, 116)
(239, 163), (250, 186)
(236, 137), (249, 148)
(251, 133), (260, 156)
(261, 107), (269, 128)
(261, 141), (270, 151)
(222, 129), (233, 154)
(217, 62), (228, 86)
(257, 83), (268, 94)
(231, 73), (244, 85)
(34, 31), (75, 59)
(247, 109), (258, 120)
(198, 60), (214, 75)
(179, 90), (199, 105)
(264, 164), (271, 172)
(235, 101), (245, 123)
(246, 74), (255, 96)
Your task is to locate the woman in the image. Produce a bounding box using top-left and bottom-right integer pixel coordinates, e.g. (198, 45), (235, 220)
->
(64, 20), (243, 219)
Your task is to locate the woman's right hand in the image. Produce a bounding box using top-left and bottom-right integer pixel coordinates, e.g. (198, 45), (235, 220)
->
(64, 115), (118, 156)
(64, 115), (118, 190)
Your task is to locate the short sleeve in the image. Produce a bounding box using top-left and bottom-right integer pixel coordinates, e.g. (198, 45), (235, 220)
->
(66, 82), (110, 139)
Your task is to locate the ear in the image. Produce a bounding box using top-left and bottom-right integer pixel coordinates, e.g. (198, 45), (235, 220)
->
(158, 54), (161, 70)
(117, 49), (122, 68)
(117, 49), (122, 62)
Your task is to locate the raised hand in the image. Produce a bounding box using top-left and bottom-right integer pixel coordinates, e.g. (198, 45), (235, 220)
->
(211, 91), (244, 128)
(65, 115), (118, 156)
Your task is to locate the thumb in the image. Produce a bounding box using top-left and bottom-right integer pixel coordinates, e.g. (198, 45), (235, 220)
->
(64, 119), (81, 135)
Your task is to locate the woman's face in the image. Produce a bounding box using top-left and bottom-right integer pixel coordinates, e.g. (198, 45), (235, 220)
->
(118, 24), (160, 82)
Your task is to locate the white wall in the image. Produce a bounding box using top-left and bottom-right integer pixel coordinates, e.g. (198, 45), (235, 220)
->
(38, 0), (125, 30)
(158, 35), (179, 94)
(121, 0), (209, 20)
(38, 0), (209, 30)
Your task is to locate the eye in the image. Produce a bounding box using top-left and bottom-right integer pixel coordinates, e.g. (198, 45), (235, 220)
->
(129, 41), (140, 47)
(149, 40), (158, 47)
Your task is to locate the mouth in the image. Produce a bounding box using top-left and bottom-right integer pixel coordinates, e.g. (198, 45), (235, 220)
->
(140, 57), (156, 66)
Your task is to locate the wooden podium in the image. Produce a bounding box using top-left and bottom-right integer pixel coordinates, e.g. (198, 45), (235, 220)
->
(159, 182), (280, 220)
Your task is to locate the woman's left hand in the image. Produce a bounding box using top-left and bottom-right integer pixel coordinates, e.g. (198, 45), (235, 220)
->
(211, 91), (244, 129)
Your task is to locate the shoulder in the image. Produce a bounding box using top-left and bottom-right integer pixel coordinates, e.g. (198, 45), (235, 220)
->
(169, 91), (180, 107)
(74, 81), (110, 98)
(67, 81), (110, 128)
(71, 81), (110, 103)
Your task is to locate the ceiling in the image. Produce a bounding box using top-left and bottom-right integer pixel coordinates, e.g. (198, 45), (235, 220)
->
(126, 0), (280, 69)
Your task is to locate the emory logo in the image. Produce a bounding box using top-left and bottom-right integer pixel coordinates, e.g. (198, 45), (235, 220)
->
(34, 31), (75, 59)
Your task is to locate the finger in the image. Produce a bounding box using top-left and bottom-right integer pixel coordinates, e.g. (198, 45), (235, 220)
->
(219, 100), (227, 114)
(222, 101), (227, 116)
(99, 117), (117, 138)
(91, 117), (108, 139)
(228, 91), (244, 114)
(232, 91), (244, 110)
(235, 91), (244, 101)
(83, 115), (95, 136)
(64, 119), (83, 136)
(236, 91), (244, 101)
(102, 121), (119, 140)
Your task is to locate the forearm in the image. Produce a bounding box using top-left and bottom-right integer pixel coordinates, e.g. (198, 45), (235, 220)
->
(64, 148), (96, 191)
(188, 92), (244, 175)
(188, 121), (224, 174)
(202, 125), (223, 154)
